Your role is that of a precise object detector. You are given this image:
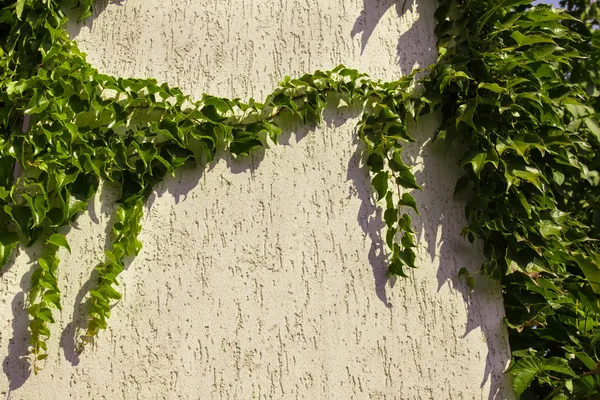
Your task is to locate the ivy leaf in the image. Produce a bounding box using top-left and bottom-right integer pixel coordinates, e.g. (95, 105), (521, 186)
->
(397, 247), (416, 269)
(507, 356), (576, 397)
(456, 99), (478, 129)
(5, 206), (33, 241)
(43, 291), (61, 310)
(16, 0), (26, 19)
(398, 193), (419, 215)
(366, 153), (384, 173)
(511, 31), (556, 47)
(34, 307), (55, 324)
(478, 82), (506, 94)
(200, 105), (227, 123)
(47, 234), (71, 254)
(0, 232), (19, 269)
(552, 170), (565, 185)
(384, 208), (398, 228)
(458, 267), (475, 293)
(371, 172), (388, 201)
(504, 160), (545, 191)
(389, 257), (408, 278)
(396, 170), (421, 190)
(24, 90), (50, 114)
(202, 96), (232, 113)
(574, 253), (600, 294)
(574, 352), (597, 371)
(584, 117), (600, 142)
(462, 147), (499, 178)
(105, 285), (122, 300)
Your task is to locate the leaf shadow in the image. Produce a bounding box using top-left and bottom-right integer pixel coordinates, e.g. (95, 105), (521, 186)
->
(346, 138), (393, 308)
(352, 0), (409, 54)
(405, 115), (515, 400)
(352, 0), (437, 74)
(148, 163), (205, 207)
(2, 242), (45, 393)
(26, 3), (506, 398)
(60, 183), (126, 364)
(64, 0), (125, 39)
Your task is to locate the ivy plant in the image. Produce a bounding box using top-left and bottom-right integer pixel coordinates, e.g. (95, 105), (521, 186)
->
(428, 1), (600, 398)
(0, 0), (423, 372)
(0, 0), (599, 398)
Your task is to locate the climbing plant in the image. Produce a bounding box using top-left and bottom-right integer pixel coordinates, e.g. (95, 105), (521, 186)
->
(0, 0), (425, 371)
(427, 1), (600, 398)
(0, 0), (598, 398)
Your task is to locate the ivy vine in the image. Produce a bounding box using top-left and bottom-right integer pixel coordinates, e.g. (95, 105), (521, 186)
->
(0, 0), (599, 398)
(1, 0), (425, 372)
(428, 1), (600, 398)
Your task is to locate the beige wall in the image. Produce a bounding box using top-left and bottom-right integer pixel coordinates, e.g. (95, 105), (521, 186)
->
(0, 0), (514, 398)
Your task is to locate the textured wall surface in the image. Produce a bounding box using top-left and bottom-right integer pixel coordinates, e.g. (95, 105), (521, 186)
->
(0, 0), (515, 399)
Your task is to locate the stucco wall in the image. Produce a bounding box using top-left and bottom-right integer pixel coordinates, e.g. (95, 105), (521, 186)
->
(1, 0), (514, 398)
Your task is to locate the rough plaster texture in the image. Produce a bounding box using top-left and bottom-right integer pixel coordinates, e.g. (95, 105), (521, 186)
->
(1, 0), (515, 399)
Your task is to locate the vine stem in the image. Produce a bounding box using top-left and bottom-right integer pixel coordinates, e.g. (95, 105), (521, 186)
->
(542, 366), (600, 400)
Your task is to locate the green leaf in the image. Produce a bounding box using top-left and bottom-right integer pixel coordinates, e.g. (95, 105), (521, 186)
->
(552, 170), (565, 185)
(505, 160), (545, 191)
(398, 193), (419, 215)
(47, 234), (71, 253)
(202, 96), (232, 113)
(478, 82), (506, 94)
(584, 117), (600, 142)
(385, 227), (397, 248)
(508, 356), (576, 397)
(396, 170), (421, 190)
(35, 307), (55, 324)
(89, 290), (107, 301)
(456, 99), (478, 129)
(525, 43), (557, 61)
(397, 247), (416, 269)
(43, 291), (61, 310)
(366, 153), (384, 173)
(105, 286), (122, 300)
(458, 267), (475, 293)
(511, 31), (555, 47)
(24, 90), (50, 114)
(384, 208), (398, 228)
(538, 220), (563, 240)
(0, 232), (19, 269)
(38, 272), (58, 291)
(462, 147), (499, 178)
(574, 352), (597, 371)
(574, 253), (600, 294)
(16, 0), (26, 19)
(389, 257), (408, 278)
(513, 188), (531, 218)
(371, 172), (388, 201)
(200, 105), (227, 123)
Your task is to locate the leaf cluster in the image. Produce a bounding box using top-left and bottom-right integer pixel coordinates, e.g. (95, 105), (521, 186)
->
(0, 0), (422, 367)
(2, 0), (599, 397)
(426, 0), (600, 397)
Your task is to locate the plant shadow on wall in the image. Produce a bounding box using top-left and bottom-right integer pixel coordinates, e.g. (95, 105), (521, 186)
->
(2, 243), (49, 392)
(59, 185), (122, 366)
(64, 0), (124, 38)
(57, 137), (267, 367)
(352, 0), (437, 74)
(56, 126), (211, 365)
(0, 0), (510, 394)
(6, 0), (598, 398)
(405, 123), (514, 400)
(354, 2), (512, 397)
